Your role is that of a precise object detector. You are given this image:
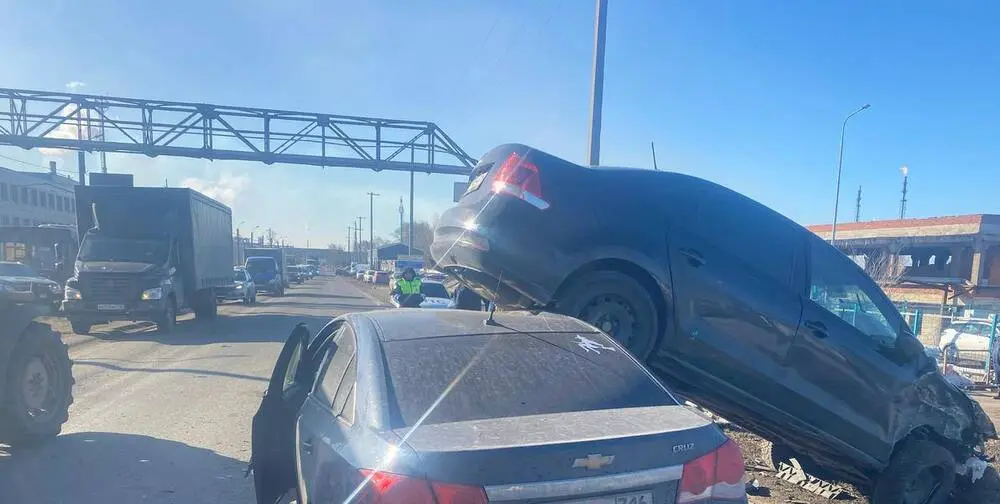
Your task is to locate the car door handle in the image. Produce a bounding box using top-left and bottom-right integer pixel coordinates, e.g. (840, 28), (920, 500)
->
(679, 248), (706, 267)
(804, 320), (828, 338)
(301, 439), (313, 455)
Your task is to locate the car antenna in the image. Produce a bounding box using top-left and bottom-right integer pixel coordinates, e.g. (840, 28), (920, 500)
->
(485, 271), (503, 326)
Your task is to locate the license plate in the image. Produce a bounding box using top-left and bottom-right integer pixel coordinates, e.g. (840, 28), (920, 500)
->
(567, 491), (654, 504)
(97, 304), (125, 311)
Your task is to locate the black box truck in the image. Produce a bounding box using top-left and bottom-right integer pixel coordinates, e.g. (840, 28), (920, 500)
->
(62, 185), (233, 334)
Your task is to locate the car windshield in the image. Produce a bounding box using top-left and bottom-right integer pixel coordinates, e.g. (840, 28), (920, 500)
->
(420, 282), (449, 298)
(233, 271), (247, 282)
(246, 258), (276, 273)
(0, 262), (38, 277)
(381, 332), (674, 428)
(78, 236), (169, 264)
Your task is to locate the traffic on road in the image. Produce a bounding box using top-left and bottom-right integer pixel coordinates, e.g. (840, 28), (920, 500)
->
(2, 7), (999, 504)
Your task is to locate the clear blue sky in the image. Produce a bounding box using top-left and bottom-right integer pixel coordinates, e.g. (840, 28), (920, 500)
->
(2, 1), (998, 247)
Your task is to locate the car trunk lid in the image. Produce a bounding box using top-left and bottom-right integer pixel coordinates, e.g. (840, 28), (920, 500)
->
(394, 405), (724, 489)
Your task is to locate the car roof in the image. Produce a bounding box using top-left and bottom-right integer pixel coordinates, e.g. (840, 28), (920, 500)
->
(352, 309), (600, 342)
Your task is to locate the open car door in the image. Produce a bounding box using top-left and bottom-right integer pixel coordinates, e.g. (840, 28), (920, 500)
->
(249, 323), (311, 504)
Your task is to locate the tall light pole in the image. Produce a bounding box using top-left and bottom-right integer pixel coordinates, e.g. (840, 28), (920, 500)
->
(830, 103), (871, 243)
(367, 192), (380, 267)
(587, 0), (609, 166)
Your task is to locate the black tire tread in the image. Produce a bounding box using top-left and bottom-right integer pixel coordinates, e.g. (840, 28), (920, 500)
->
(555, 270), (659, 360)
(873, 439), (956, 504)
(0, 322), (74, 446)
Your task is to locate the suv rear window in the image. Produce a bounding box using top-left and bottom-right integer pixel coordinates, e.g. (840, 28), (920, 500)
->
(382, 332), (675, 428)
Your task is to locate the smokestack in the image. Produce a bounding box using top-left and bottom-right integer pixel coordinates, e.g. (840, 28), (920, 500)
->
(49, 161), (57, 175)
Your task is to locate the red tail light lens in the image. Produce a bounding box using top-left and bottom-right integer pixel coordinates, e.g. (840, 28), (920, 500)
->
(491, 152), (550, 210)
(358, 469), (488, 504)
(676, 439), (747, 503)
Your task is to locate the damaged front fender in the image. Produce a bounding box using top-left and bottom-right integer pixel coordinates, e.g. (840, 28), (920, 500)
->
(893, 370), (998, 458)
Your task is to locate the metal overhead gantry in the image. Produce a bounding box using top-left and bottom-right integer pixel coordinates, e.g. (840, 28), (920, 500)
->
(0, 88), (476, 176)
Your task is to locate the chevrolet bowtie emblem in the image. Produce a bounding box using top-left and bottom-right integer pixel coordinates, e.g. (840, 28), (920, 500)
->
(572, 454), (615, 470)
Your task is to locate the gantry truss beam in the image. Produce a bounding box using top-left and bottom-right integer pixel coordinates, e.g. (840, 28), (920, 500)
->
(0, 88), (476, 175)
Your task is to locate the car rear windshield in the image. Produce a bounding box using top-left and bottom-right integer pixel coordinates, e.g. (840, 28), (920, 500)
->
(246, 258), (276, 273)
(420, 283), (449, 298)
(381, 331), (675, 428)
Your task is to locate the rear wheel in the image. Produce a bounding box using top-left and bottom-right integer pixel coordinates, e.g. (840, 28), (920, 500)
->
(0, 322), (74, 446)
(554, 271), (659, 360)
(873, 439), (955, 504)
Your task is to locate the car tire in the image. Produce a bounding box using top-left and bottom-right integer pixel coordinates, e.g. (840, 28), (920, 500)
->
(555, 271), (659, 360)
(157, 299), (177, 333)
(69, 321), (92, 335)
(0, 322), (74, 446)
(873, 439), (956, 504)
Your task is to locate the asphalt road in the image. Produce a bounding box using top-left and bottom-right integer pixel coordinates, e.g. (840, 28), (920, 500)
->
(0, 275), (388, 504)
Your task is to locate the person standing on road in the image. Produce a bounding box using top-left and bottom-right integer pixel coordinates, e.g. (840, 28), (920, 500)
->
(393, 267), (424, 308)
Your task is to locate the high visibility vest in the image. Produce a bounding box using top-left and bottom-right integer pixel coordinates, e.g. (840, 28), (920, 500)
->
(398, 278), (421, 295)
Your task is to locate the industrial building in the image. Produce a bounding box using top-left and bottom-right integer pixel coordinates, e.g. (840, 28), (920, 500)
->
(0, 163), (77, 227)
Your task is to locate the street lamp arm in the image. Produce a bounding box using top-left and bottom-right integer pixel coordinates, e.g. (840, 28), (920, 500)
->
(830, 103), (871, 243)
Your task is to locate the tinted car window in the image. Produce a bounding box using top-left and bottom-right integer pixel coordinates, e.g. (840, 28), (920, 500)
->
(809, 242), (898, 345)
(382, 332), (675, 428)
(690, 180), (798, 285)
(420, 283), (449, 298)
(317, 326), (357, 415)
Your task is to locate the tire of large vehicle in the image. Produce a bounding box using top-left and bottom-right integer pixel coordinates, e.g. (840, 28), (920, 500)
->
(195, 291), (218, 320)
(69, 320), (91, 335)
(872, 439), (956, 504)
(0, 322), (74, 446)
(156, 298), (176, 333)
(554, 271), (659, 360)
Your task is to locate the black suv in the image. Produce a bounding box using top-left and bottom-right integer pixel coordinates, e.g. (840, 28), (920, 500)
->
(431, 143), (997, 503)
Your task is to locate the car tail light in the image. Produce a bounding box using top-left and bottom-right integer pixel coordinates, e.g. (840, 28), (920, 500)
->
(676, 439), (747, 503)
(358, 469), (488, 504)
(491, 152), (550, 210)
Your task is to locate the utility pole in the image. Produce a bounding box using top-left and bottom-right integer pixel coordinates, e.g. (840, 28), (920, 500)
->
(356, 216), (365, 265)
(854, 186), (862, 223)
(77, 151), (86, 186)
(398, 197), (405, 245)
(587, 0), (609, 166)
(831, 104), (871, 242)
(899, 165), (909, 219)
(409, 149), (415, 255)
(367, 192), (380, 267)
(347, 225), (353, 264)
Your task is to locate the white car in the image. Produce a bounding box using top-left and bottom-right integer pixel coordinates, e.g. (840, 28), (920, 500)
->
(390, 280), (455, 309)
(939, 319), (995, 363)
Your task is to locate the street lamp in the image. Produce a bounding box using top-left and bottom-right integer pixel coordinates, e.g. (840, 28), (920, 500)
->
(831, 104), (871, 243)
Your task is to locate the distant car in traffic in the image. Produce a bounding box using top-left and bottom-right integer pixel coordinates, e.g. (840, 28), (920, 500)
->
(372, 271), (389, 285)
(217, 267), (257, 305)
(430, 143), (997, 501)
(363, 270), (375, 283)
(287, 265), (304, 284)
(249, 309), (747, 504)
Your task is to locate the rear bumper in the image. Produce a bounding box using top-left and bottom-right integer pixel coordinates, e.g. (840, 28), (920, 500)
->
(430, 203), (562, 308)
(216, 289), (248, 301)
(62, 298), (168, 323)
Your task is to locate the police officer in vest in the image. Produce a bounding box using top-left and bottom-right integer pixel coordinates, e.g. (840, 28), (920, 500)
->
(393, 267), (424, 308)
